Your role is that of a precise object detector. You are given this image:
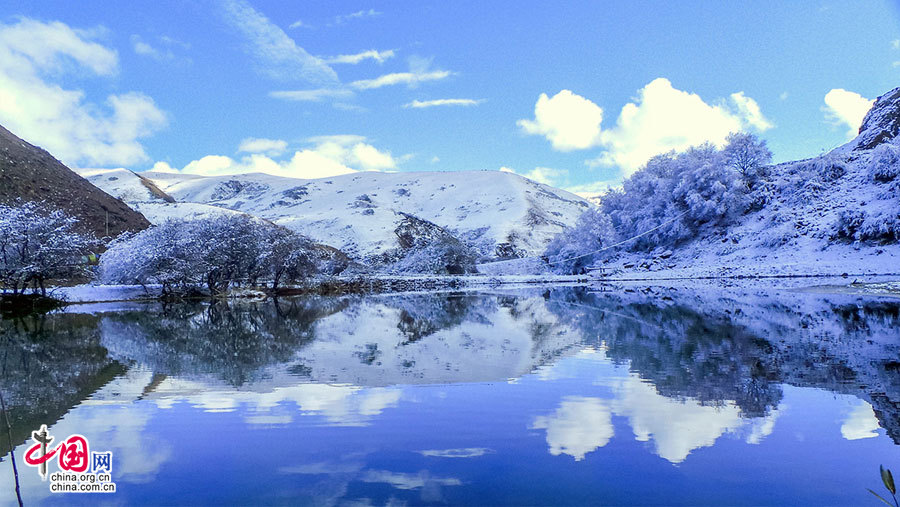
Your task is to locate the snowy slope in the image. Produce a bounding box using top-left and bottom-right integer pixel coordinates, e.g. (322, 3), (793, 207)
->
(75, 168), (250, 224)
(595, 86), (900, 279)
(77, 168), (175, 203)
(143, 170), (590, 260)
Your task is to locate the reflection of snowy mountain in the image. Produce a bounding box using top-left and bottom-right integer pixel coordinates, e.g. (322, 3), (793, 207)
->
(77, 168), (590, 260)
(96, 294), (586, 387)
(1, 286), (898, 492)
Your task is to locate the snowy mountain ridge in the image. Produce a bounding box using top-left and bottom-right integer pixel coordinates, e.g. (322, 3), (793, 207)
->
(77, 167), (591, 262)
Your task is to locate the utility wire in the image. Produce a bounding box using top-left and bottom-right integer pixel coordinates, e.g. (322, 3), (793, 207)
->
(480, 210), (689, 268)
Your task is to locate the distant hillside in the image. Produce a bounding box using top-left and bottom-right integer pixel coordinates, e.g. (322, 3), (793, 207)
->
(0, 125), (150, 238)
(82, 168), (591, 261)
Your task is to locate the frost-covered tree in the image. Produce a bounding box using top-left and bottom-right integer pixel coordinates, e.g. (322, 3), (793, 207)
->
(0, 201), (97, 295)
(390, 237), (478, 274)
(545, 135), (760, 273)
(259, 226), (317, 289)
(722, 132), (772, 189)
(100, 215), (325, 295)
(544, 208), (617, 274)
(673, 143), (749, 229)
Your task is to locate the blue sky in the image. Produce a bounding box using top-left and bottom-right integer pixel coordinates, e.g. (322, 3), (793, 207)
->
(2, 0), (899, 194)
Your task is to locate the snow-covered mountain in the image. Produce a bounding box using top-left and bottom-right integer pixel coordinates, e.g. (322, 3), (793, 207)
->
(78, 168), (590, 261)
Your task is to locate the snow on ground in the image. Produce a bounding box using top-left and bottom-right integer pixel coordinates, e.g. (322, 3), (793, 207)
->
(595, 236), (900, 281)
(130, 201), (245, 223)
(76, 167), (172, 203)
(591, 150), (900, 280)
(120, 169), (590, 260)
(52, 284), (160, 303)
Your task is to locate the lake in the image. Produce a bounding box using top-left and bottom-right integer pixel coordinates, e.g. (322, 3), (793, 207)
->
(1, 285), (899, 505)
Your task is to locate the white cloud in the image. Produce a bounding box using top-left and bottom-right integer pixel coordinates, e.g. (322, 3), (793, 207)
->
(609, 375), (745, 463)
(130, 35), (189, 63)
(498, 166), (569, 187)
(840, 400), (880, 440)
(307, 134), (367, 145)
(350, 142), (396, 170)
(430, 155), (440, 164)
(405, 98), (482, 108)
(269, 88), (354, 102)
(587, 78), (772, 175)
(238, 137), (288, 155)
(307, 135), (397, 171)
(149, 161), (179, 173)
(892, 39), (900, 50)
(324, 49), (395, 65)
(563, 180), (621, 199)
(351, 70), (451, 90)
(418, 448), (492, 458)
(332, 102), (367, 112)
(164, 135), (397, 178)
(219, 0), (337, 83)
(333, 9), (381, 25)
(524, 167), (567, 186)
(130, 35), (173, 61)
(288, 19), (311, 29)
(531, 396), (615, 461)
(730, 91), (774, 131)
(780, 91), (789, 101)
(178, 152), (353, 179)
(152, 378), (402, 427)
(0, 18), (167, 167)
(518, 90), (604, 152)
(823, 88), (874, 139)
(0, 18), (117, 75)
(360, 470), (461, 491)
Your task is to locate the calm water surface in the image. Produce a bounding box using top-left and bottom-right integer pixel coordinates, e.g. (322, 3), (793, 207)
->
(1, 286), (899, 505)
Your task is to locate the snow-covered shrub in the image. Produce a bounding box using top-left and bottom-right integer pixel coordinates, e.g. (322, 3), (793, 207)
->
(858, 213), (900, 242)
(390, 237), (478, 274)
(673, 144), (750, 228)
(100, 215), (324, 294)
(722, 132), (773, 189)
(544, 208), (617, 274)
(544, 134), (768, 274)
(867, 143), (900, 182)
(542, 138), (763, 273)
(603, 143), (750, 250)
(833, 209), (900, 243)
(0, 201), (97, 295)
(789, 154), (847, 183)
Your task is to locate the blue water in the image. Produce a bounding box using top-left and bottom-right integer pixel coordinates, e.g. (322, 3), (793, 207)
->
(1, 287), (899, 505)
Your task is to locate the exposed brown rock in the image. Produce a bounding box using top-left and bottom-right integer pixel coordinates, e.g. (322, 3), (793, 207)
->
(0, 124), (150, 238)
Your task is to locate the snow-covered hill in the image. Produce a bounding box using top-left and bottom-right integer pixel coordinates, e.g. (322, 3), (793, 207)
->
(76, 168), (248, 225)
(80, 168), (590, 261)
(596, 86), (900, 279)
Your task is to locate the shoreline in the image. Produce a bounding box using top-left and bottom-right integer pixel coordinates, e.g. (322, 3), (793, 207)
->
(12, 271), (897, 308)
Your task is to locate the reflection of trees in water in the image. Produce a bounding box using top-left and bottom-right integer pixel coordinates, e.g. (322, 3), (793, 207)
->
(1, 288), (898, 453)
(390, 293), (478, 344)
(547, 287), (900, 442)
(547, 288), (783, 418)
(0, 313), (125, 452)
(100, 298), (349, 386)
